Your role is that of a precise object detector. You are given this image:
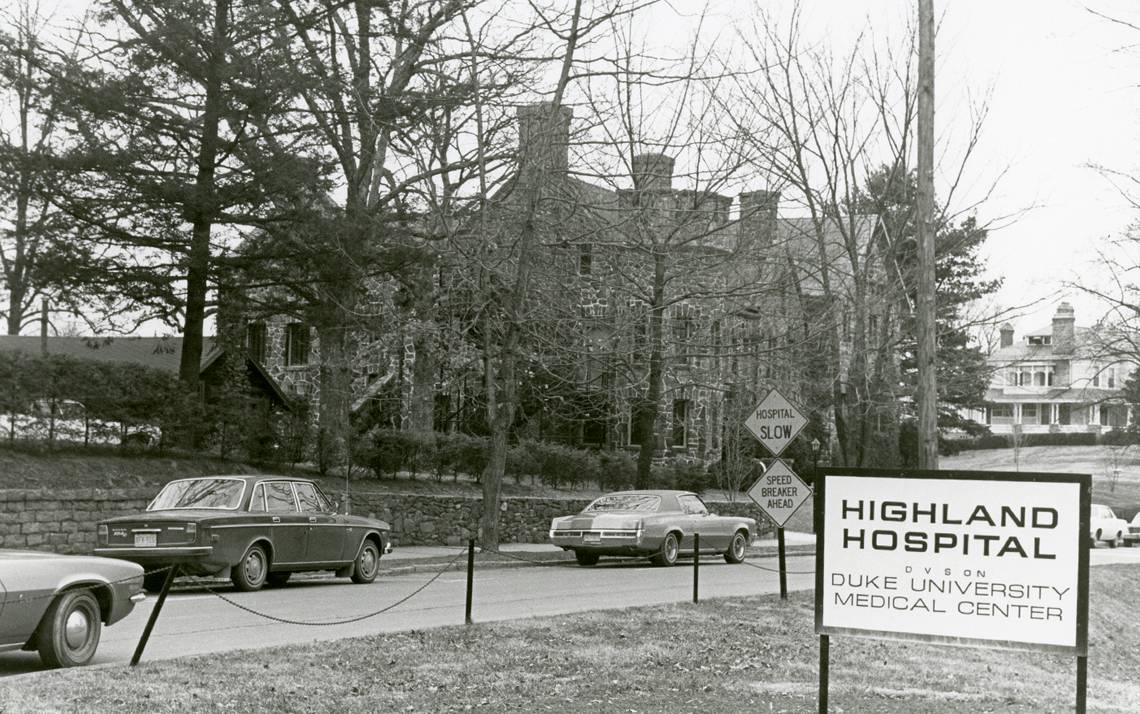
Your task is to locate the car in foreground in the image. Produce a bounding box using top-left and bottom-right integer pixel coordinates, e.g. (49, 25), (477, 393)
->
(95, 475), (392, 592)
(549, 490), (758, 566)
(0, 551), (145, 668)
(1090, 503), (1128, 547)
(1124, 510), (1140, 547)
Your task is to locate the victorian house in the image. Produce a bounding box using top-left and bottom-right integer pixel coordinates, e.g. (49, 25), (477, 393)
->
(976, 302), (1131, 434)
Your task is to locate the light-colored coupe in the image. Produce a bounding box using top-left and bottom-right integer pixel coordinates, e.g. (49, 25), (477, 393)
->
(0, 551), (145, 667)
(549, 490), (758, 566)
(1090, 503), (1128, 548)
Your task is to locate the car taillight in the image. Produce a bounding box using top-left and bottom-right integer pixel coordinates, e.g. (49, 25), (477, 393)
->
(97, 524), (108, 544)
(186, 523), (197, 539)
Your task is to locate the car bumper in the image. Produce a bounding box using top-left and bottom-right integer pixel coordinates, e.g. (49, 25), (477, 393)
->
(94, 546), (223, 574)
(550, 531), (654, 556)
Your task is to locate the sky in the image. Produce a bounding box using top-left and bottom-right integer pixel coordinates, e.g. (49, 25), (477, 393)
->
(25, 0), (1140, 337)
(662, 0), (1140, 335)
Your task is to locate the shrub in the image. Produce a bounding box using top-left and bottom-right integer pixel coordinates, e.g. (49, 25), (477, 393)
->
(653, 457), (711, 493)
(435, 432), (490, 480)
(597, 450), (637, 491)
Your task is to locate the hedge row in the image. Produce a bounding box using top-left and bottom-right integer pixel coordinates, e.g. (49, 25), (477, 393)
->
(941, 429), (1137, 455)
(354, 428), (713, 492)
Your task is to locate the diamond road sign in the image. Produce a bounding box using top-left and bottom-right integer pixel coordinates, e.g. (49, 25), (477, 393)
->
(746, 458), (812, 528)
(744, 388), (808, 456)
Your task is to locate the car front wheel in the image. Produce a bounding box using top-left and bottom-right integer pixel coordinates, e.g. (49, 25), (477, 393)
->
(724, 531), (748, 564)
(37, 590), (102, 668)
(651, 532), (680, 567)
(232, 544), (269, 591)
(351, 539), (381, 584)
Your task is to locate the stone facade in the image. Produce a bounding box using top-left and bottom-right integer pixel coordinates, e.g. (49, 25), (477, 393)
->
(6, 489), (773, 553)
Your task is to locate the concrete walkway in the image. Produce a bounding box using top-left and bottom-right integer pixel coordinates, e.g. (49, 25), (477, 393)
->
(384, 530), (815, 563)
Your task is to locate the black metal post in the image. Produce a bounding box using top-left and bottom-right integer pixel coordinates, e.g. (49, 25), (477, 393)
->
(465, 538), (475, 625)
(778, 526), (787, 600)
(818, 634), (829, 714)
(692, 533), (700, 603)
(130, 565), (178, 666)
(1076, 655), (1086, 714)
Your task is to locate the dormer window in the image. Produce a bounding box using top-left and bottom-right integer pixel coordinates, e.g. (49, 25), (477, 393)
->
(1026, 335), (1051, 346)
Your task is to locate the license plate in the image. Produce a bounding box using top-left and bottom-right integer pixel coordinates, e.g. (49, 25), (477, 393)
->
(583, 533), (600, 544)
(134, 533), (157, 547)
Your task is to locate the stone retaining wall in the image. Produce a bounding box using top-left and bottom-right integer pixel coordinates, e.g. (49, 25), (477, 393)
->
(3, 488), (773, 554)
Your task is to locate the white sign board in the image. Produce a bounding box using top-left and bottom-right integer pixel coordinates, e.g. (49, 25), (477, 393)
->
(744, 388), (807, 456)
(816, 471), (1089, 655)
(747, 459), (812, 528)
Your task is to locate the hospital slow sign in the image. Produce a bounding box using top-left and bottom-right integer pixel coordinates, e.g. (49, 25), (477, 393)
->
(815, 469), (1089, 654)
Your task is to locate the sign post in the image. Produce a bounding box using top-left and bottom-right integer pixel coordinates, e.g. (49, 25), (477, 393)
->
(744, 388), (812, 600)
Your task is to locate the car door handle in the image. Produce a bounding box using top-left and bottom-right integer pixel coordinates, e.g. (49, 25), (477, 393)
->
(272, 516), (281, 523)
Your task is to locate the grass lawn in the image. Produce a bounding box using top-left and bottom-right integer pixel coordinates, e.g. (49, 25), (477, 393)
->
(3, 564), (1137, 713)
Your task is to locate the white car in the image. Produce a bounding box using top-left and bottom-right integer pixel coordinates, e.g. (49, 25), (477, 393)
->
(1090, 504), (1128, 548)
(1125, 512), (1140, 548)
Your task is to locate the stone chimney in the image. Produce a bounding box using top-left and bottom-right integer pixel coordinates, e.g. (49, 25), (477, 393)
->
(1051, 302), (1075, 354)
(516, 103), (572, 183)
(631, 153), (675, 192)
(739, 190), (780, 246)
(999, 323), (1014, 348)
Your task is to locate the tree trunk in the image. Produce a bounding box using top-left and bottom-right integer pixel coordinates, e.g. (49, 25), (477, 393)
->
(178, 0), (229, 389)
(317, 311), (352, 475)
(636, 251), (667, 488)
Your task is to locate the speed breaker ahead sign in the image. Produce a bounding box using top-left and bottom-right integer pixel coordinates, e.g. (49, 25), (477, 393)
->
(747, 458), (811, 528)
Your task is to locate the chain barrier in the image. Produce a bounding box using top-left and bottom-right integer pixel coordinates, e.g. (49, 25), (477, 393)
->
(200, 547), (469, 626)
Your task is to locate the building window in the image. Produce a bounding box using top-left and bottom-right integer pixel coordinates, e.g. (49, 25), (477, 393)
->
(1021, 403), (1037, 422)
(672, 399), (689, 447)
(578, 244), (592, 275)
(1006, 371), (1017, 386)
(1092, 372), (1100, 388)
(1108, 368), (1116, 389)
(245, 322), (267, 363)
(284, 323), (310, 366)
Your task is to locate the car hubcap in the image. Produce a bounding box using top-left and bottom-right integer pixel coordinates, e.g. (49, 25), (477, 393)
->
(361, 547), (377, 576)
(734, 537), (745, 558)
(247, 551), (265, 581)
(667, 539), (677, 560)
(65, 609), (90, 650)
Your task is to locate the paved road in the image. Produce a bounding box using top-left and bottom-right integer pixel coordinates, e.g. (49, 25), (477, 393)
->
(5, 546), (1138, 679)
(0, 553), (817, 678)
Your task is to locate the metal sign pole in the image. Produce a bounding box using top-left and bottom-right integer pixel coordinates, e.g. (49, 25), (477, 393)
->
(777, 526), (787, 600)
(465, 538), (475, 625)
(818, 634), (829, 713)
(1076, 655), (1086, 714)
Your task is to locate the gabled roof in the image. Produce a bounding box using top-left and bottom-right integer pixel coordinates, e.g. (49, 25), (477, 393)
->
(0, 335), (220, 373)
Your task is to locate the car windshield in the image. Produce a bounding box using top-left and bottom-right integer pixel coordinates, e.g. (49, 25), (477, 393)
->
(585, 494), (660, 512)
(148, 478), (246, 510)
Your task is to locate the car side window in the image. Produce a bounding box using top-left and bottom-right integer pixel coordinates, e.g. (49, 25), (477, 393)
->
(249, 484), (267, 512)
(294, 482), (329, 513)
(679, 495), (708, 515)
(265, 482), (297, 513)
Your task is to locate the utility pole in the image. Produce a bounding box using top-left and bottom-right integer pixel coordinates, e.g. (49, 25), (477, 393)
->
(916, 0), (939, 469)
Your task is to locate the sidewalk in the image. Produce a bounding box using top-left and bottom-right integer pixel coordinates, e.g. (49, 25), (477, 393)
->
(380, 531), (815, 575)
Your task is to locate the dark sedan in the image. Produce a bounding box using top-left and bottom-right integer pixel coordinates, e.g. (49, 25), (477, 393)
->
(0, 551), (145, 667)
(95, 475), (392, 592)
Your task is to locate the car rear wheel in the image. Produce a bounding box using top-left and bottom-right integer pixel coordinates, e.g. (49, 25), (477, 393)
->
(231, 544), (269, 591)
(266, 572), (291, 587)
(350, 539), (381, 584)
(724, 531), (748, 564)
(651, 532), (680, 567)
(574, 550), (599, 566)
(37, 590), (102, 668)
